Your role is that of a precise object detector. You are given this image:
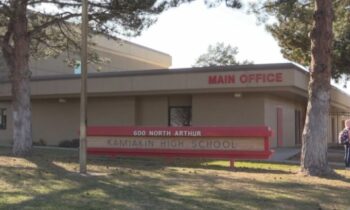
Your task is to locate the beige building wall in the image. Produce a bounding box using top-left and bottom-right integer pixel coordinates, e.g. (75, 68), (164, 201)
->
(32, 99), (80, 146)
(136, 96), (168, 126)
(30, 50), (170, 76)
(32, 97), (136, 146)
(91, 35), (172, 69)
(168, 95), (192, 107)
(88, 97), (136, 126)
(29, 36), (172, 77)
(192, 93), (265, 126)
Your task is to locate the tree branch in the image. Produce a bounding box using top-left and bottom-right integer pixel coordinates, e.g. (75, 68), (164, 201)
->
(28, 12), (80, 38)
(0, 1), (11, 14)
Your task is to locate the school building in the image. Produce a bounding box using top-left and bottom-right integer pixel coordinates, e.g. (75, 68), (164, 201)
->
(0, 39), (349, 148)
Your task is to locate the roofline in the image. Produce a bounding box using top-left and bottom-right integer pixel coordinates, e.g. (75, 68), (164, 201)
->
(118, 39), (172, 58)
(92, 34), (172, 58)
(24, 63), (306, 82)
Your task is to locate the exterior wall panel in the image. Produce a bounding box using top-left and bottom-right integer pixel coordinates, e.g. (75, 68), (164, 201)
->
(88, 97), (136, 125)
(192, 93), (264, 126)
(32, 99), (79, 146)
(32, 97), (136, 146)
(136, 96), (168, 126)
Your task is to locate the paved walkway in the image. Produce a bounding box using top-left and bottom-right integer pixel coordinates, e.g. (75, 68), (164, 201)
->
(266, 147), (345, 167)
(267, 147), (300, 162)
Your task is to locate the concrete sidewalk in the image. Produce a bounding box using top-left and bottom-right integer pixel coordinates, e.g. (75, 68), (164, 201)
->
(266, 147), (345, 167)
(267, 147), (300, 162)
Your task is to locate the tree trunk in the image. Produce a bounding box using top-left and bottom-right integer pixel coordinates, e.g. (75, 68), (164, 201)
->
(11, 68), (32, 156)
(10, 1), (32, 156)
(300, 0), (333, 176)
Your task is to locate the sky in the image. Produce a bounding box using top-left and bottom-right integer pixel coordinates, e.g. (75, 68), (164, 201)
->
(125, 0), (288, 68)
(33, 1), (348, 91)
(125, 1), (349, 92)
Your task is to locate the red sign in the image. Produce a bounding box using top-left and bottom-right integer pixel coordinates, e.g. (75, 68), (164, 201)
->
(208, 72), (283, 85)
(87, 126), (271, 137)
(87, 126), (273, 160)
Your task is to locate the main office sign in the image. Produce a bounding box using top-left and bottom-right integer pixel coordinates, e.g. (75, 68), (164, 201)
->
(208, 72), (283, 85)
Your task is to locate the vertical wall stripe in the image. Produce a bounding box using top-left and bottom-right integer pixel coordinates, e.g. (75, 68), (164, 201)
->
(277, 107), (283, 147)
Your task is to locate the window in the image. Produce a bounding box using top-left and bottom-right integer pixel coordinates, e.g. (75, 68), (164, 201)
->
(74, 60), (81, 74)
(169, 106), (191, 127)
(0, 109), (6, 129)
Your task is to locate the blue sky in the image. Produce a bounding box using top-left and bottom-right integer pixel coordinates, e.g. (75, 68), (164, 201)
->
(127, 1), (288, 68)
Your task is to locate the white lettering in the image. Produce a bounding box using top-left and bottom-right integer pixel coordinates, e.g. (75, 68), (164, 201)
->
(148, 130), (172, 136)
(174, 130), (202, 136)
(133, 130), (146, 136)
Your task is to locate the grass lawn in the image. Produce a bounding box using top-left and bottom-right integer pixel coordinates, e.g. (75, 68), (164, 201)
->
(0, 146), (350, 210)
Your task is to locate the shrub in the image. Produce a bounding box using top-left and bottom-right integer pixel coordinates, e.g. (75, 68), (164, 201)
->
(58, 139), (79, 148)
(33, 139), (46, 146)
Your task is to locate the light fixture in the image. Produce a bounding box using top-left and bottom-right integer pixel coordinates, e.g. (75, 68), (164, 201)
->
(234, 93), (242, 98)
(58, 98), (67, 103)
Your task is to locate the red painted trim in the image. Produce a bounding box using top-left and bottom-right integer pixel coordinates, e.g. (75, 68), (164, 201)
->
(87, 126), (272, 137)
(87, 148), (272, 159)
(86, 126), (273, 160)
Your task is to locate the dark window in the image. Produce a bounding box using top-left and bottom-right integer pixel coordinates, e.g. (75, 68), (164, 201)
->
(169, 106), (191, 126)
(295, 110), (302, 145)
(331, 117), (336, 143)
(0, 109), (6, 129)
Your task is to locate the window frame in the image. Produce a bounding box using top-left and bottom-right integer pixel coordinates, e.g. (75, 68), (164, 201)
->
(168, 106), (192, 127)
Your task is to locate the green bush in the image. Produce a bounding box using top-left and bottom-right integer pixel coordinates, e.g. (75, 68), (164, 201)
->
(33, 139), (46, 146)
(58, 139), (79, 148)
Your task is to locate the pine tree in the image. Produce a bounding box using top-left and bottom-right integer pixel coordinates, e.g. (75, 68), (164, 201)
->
(193, 42), (252, 67)
(252, 0), (336, 175)
(0, 0), (242, 156)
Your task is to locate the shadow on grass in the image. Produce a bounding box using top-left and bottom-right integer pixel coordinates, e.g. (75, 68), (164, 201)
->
(2, 146), (349, 179)
(4, 147), (296, 175)
(1, 147), (350, 210)
(1, 146), (349, 179)
(1, 164), (343, 210)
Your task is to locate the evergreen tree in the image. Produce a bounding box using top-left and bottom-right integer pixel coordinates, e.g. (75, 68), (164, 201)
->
(251, 0), (349, 79)
(252, 0), (336, 176)
(193, 42), (252, 67)
(0, 0), (242, 156)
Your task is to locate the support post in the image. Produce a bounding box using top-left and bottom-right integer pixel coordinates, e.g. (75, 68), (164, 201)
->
(79, 0), (88, 174)
(230, 160), (235, 169)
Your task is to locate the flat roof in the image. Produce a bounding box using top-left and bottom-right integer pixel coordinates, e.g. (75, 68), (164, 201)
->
(26, 63), (307, 82)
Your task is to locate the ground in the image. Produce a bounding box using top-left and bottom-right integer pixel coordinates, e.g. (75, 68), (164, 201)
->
(0, 146), (350, 210)
(289, 146), (345, 163)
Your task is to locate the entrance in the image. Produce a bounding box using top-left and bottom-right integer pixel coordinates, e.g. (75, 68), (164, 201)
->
(329, 112), (350, 143)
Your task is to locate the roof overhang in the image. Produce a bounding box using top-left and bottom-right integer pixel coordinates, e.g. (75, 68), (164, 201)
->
(0, 63), (349, 111)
